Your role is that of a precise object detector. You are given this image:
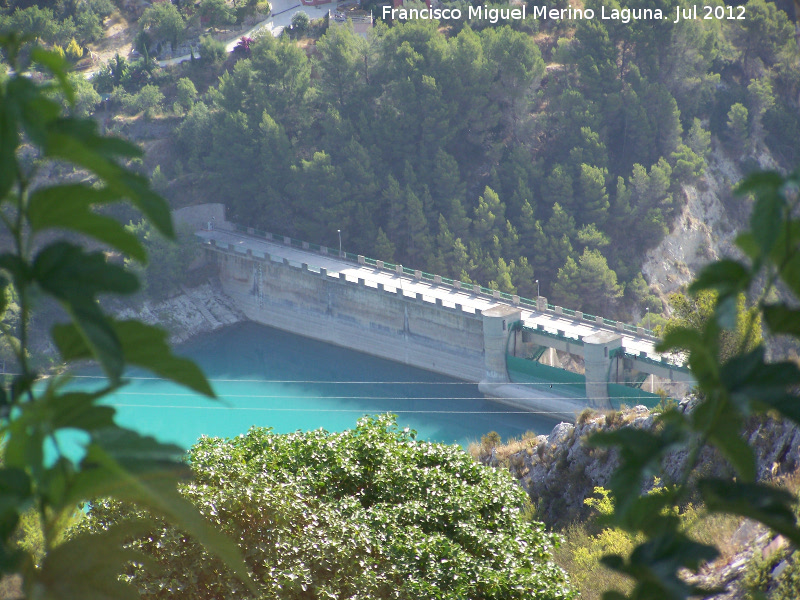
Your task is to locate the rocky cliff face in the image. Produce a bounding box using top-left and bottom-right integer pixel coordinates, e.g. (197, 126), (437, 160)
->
(115, 279), (245, 345)
(641, 148), (754, 304)
(480, 403), (800, 525)
(477, 404), (800, 598)
(641, 146), (783, 305)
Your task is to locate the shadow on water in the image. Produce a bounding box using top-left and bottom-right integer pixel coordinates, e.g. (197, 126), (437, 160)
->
(102, 322), (562, 449)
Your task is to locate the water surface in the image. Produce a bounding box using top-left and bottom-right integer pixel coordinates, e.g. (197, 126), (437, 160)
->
(85, 323), (560, 448)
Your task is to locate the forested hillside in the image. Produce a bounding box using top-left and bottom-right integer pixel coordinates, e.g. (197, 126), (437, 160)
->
(174, 0), (798, 318)
(2, 0), (798, 318)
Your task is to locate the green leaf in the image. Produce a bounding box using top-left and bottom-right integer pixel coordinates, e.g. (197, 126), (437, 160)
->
(116, 171), (174, 239)
(42, 119), (174, 238)
(28, 185), (147, 262)
(600, 531), (720, 600)
(67, 429), (255, 594)
(31, 47), (73, 106)
(0, 253), (31, 291)
(734, 232), (760, 262)
(36, 520), (156, 600)
(53, 320), (214, 397)
(113, 321), (214, 396)
(590, 427), (684, 520)
(715, 293), (738, 331)
(0, 96), (18, 200)
(4, 418), (44, 483)
(777, 248), (800, 301)
(658, 326), (718, 385)
(35, 242), (139, 379)
(656, 327), (704, 354)
(7, 78), (62, 151)
(45, 389), (117, 433)
(33, 242), (139, 300)
(0, 467), (31, 520)
(708, 421), (756, 481)
(699, 479), (800, 546)
(719, 347), (800, 425)
(50, 306), (122, 381)
(630, 533), (719, 598)
(688, 259), (750, 298)
(742, 172), (785, 258)
(735, 171), (785, 196)
(10, 372), (37, 404)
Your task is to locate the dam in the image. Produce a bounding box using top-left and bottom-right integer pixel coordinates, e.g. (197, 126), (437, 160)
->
(178, 204), (693, 421)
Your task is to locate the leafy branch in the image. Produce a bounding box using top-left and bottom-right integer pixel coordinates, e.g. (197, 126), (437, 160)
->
(592, 167), (800, 599)
(0, 34), (254, 598)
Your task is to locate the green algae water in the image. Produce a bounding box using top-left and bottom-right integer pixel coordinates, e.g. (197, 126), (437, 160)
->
(85, 322), (559, 449)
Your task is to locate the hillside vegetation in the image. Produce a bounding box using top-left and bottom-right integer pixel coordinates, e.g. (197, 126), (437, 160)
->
(3, 0), (798, 319)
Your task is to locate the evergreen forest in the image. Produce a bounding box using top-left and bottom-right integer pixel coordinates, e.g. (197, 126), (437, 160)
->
(165, 0), (799, 318)
(3, 0), (797, 317)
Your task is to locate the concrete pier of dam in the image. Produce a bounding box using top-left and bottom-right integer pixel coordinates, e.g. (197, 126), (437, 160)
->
(177, 204), (693, 421)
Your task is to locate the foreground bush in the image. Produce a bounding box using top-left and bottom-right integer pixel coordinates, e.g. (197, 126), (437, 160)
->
(81, 415), (575, 600)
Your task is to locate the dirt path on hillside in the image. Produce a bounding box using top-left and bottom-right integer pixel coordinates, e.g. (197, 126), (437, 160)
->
(86, 12), (135, 73)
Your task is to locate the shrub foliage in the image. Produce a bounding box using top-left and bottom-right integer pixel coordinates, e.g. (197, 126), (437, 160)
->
(82, 415), (576, 600)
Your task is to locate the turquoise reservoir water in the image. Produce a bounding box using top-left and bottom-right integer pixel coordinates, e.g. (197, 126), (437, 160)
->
(83, 322), (559, 449)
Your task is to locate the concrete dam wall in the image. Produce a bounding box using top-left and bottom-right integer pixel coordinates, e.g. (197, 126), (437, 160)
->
(185, 204), (691, 421)
(213, 249), (489, 383)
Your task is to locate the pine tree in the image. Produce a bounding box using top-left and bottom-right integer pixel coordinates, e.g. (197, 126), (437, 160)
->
(578, 164), (609, 226)
(511, 256), (536, 298)
(405, 186), (431, 266)
(446, 197), (471, 240)
(517, 199), (537, 251)
(574, 248), (622, 315)
(543, 165), (574, 214)
(502, 220), (521, 260)
(383, 176), (404, 249)
(496, 257), (516, 294)
(552, 256), (581, 310)
(727, 103), (750, 154)
(473, 186), (505, 245)
(374, 227), (396, 262)
(746, 76), (775, 150)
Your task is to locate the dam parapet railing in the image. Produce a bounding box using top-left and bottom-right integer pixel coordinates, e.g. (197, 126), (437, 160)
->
(228, 223), (659, 331)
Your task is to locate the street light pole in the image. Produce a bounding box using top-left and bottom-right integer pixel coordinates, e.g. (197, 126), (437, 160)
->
(535, 279), (539, 299)
(337, 229), (342, 257)
(646, 307), (650, 331)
